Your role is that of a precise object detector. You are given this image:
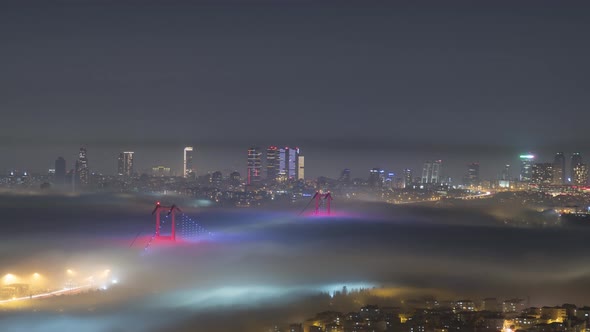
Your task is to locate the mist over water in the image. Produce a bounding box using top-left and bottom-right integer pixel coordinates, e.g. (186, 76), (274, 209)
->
(1, 192), (590, 331)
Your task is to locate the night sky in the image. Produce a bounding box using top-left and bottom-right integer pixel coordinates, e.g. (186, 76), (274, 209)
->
(2, 1), (590, 180)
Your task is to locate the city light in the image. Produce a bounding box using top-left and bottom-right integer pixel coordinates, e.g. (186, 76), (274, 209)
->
(3, 273), (17, 284)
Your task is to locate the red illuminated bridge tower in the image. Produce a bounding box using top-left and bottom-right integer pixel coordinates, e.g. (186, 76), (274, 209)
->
(313, 191), (333, 215)
(151, 202), (182, 241)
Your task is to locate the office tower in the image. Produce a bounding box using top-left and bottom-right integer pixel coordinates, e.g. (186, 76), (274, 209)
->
(339, 169), (351, 183)
(403, 168), (412, 188)
(464, 162), (480, 187)
(55, 157), (66, 184)
(266, 146), (279, 181)
(531, 163), (554, 185)
(368, 168), (381, 187)
(571, 152), (583, 182)
(117, 151), (134, 177)
(277, 147), (301, 181)
(573, 163), (589, 186)
(247, 147), (262, 184)
(519, 154), (535, 182)
(75, 147), (89, 185)
(552, 152), (566, 185)
(297, 155), (305, 180)
(183, 147), (194, 178)
(500, 164), (511, 181)
(422, 162), (431, 183)
(422, 160), (442, 184)
(287, 147), (298, 179)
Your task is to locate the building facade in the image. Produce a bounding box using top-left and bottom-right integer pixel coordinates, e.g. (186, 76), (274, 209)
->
(183, 147), (194, 178)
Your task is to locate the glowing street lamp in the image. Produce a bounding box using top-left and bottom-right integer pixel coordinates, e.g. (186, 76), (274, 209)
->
(3, 274), (17, 284)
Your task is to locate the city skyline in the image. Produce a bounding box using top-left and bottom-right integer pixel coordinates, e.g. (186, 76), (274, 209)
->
(5, 145), (590, 185)
(3, 1), (590, 181)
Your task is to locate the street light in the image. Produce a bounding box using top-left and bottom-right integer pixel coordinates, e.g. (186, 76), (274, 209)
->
(3, 273), (17, 284)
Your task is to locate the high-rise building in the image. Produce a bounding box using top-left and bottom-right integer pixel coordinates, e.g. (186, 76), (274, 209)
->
(266, 146), (280, 181)
(553, 152), (566, 185)
(368, 168), (381, 187)
(571, 152), (583, 183)
(75, 147), (89, 185)
(403, 168), (412, 188)
(247, 147), (262, 185)
(464, 162), (480, 187)
(183, 147), (194, 178)
(421, 160), (442, 184)
(573, 163), (589, 186)
(297, 155), (305, 180)
(277, 147), (301, 181)
(55, 157), (66, 184)
(500, 164), (511, 181)
(532, 163), (554, 185)
(519, 154), (535, 182)
(117, 151), (134, 178)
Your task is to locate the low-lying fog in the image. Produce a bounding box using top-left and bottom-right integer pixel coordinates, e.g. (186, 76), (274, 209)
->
(0, 192), (589, 331)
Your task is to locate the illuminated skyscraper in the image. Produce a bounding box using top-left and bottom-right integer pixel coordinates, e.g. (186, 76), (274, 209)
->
(297, 155), (305, 180)
(117, 151), (134, 177)
(266, 146), (279, 181)
(571, 152), (583, 182)
(247, 147), (262, 184)
(55, 156), (66, 184)
(183, 147), (194, 178)
(421, 160), (442, 184)
(573, 163), (588, 186)
(532, 163), (553, 185)
(500, 164), (511, 181)
(277, 147), (301, 181)
(403, 168), (412, 188)
(75, 147), (89, 185)
(519, 154), (535, 182)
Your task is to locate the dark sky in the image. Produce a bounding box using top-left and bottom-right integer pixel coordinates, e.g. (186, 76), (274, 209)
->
(2, 1), (590, 180)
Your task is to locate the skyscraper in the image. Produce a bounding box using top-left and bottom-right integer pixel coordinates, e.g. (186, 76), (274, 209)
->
(75, 147), (89, 185)
(117, 151), (134, 178)
(500, 164), (511, 181)
(464, 162), (480, 187)
(519, 154), (535, 182)
(277, 147), (301, 181)
(183, 147), (194, 178)
(368, 168), (381, 187)
(403, 168), (412, 188)
(297, 155), (305, 180)
(552, 152), (566, 185)
(266, 146), (279, 181)
(247, 147), (262, 185)
(571, 152), (583, 182)
(55, 157), (66, 185)
(421, 160), (442, 184)
(532, 163), (554, 185)
(573, 163), (589, 186)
